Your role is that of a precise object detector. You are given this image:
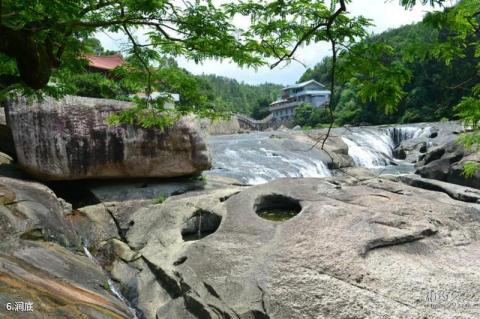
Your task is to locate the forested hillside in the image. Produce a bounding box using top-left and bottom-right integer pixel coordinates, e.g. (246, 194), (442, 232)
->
(298, 20), (480, 126)
(57, 10), (479, 126)
(197, 75), (281, 118)
(64, 49), (281, 119)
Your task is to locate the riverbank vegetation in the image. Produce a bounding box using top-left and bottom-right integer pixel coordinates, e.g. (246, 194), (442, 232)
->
(0, 0), (478, 173)
(300, 20), (479, 127)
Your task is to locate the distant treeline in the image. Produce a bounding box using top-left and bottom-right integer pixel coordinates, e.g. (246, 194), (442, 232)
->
(195, 75), (281, 119)
(65, 45), (281, 120)
(68, 16), (479, 127)
(297, 21), (480, 126)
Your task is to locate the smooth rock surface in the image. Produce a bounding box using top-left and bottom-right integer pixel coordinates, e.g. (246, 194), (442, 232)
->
(282, 130), (354, 169)
(81, 177), (480, 319)
(5, 95), (211, 180)
(387, 173), (480, 203)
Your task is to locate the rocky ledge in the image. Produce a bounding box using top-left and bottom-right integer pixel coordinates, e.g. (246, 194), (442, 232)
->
(4, 96), (211, 180)
(416, 139), (480, 189)
(2, 172), (479, 318)
(0, 177), (135, 318)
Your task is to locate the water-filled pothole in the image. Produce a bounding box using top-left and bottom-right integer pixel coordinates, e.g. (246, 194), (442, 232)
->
(181, 210), (222, 241)
(255, 194), (302, 222)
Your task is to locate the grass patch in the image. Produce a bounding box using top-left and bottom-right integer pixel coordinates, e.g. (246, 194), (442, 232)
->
(153, 194), (167, 204)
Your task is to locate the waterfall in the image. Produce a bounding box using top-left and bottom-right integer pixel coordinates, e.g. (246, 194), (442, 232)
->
(388, 126), (428, 148)
(206, 126), (431, 183)
(83, 243), (138, 319)
(342, 126), (431, 168)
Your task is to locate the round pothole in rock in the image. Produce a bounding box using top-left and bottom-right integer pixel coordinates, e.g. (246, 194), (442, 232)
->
(181, 210), (222, 242)
(255, 194), (302, 222)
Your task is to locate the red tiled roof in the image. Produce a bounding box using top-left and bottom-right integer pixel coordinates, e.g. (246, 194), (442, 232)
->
(86, 55), (125, 70)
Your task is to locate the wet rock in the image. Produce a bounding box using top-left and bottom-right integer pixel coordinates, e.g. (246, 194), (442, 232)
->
(5, 95), (211, 180)
(392, 147), (406, 160)
(419, 142), (428, 153)
(387, 122), (463, 163)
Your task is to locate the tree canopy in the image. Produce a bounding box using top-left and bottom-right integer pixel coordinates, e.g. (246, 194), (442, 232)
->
(0, 0), (267, 94)
(1, 0), (477, 172)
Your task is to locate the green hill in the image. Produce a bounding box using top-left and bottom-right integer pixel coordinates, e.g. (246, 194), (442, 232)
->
(299, 21), (480, 126)
(196, 74), (281, 119)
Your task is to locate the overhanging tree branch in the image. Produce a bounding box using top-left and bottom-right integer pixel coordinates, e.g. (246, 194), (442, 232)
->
(270, 0), (347, 69)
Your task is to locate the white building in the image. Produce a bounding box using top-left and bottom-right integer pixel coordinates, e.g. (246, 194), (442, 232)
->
(269, 80), (331, 121)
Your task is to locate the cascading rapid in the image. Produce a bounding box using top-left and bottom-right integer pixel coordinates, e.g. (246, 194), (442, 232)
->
(341, 126), (432, 168)
(206, 125), (433, 185)
(206, 133), (331, 185)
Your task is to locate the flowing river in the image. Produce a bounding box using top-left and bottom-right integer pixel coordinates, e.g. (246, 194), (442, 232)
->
(205, 124), (435, 184)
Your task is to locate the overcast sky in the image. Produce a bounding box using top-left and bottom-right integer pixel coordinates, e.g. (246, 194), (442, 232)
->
(97, 0), (437, 85)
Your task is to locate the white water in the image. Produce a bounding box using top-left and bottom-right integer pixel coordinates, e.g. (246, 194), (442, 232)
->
(206, 126), (431, 184)
(83, 245), (138, 319)
(341, 126), (431, 168)
(206, 133), (331, 185)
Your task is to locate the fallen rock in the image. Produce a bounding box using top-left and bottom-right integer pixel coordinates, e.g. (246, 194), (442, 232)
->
(5, 95), (211, 180)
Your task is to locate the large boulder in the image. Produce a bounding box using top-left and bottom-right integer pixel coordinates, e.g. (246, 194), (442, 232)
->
(299, 131), (354, 169)
(81, 177), (480, 318)
(5, 96), (211, 180)
(0, 177), (134, 318)
(415, 139), (479, 189)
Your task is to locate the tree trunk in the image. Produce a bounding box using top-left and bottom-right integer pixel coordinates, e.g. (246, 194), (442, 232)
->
(0, 27), (52, 89)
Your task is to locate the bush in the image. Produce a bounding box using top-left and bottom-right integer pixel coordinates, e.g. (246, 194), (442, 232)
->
(66, 73), (128, 99)
(293, 104), (331, 127)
